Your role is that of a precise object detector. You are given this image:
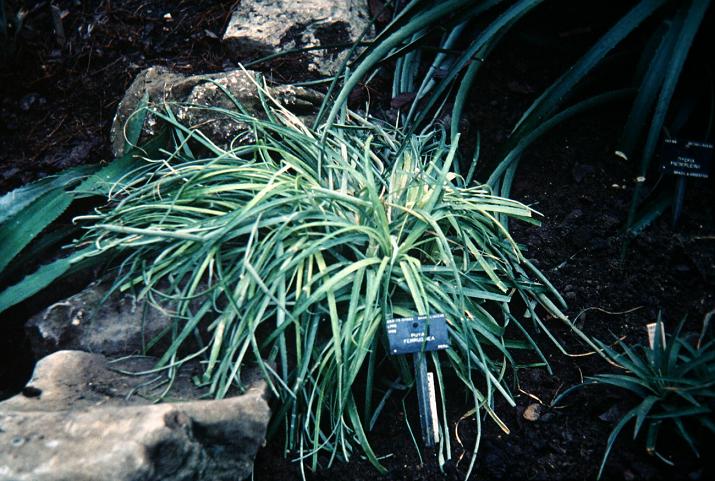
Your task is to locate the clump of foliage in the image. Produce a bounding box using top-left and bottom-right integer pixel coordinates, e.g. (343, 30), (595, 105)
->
(326, 0), (710, 234)
(0, 98), (160, 312)
(556, 315), (715, 479)
(51, 80), (571, 473)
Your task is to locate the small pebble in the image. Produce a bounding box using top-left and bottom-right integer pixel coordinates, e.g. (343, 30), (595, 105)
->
(522, 403), (541, 422)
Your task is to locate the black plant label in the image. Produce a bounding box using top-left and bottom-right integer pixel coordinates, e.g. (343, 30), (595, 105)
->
(386, 314), (450, 355)
(661, 138), (713, 179)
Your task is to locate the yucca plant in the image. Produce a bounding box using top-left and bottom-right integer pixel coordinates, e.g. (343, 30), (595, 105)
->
(555, 316), (715, 479)
(325, 0), (710, 235)
(0, 97), (162, 313)
(48, 77), (574, 474)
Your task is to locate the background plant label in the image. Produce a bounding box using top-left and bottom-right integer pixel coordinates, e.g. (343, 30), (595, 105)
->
(386, 314), (450, 355)
(660, 139), (713, 178)
(646, 322), (666, 350)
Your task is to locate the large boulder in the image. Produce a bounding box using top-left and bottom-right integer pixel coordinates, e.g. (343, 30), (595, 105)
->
(0, 350), (270, 481)
(25, 282), (172, 359)
(111, 66), (322, 157)
(223, 0), (370, 75)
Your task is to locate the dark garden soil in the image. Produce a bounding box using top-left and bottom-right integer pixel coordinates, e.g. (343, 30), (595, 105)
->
(1, 2), (714, 480)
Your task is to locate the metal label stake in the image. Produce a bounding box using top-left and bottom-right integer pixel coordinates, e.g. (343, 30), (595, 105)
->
(386, 314), (450, 447)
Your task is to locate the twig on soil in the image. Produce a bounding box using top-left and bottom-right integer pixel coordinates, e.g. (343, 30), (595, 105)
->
(560, 306), (642, 363)
(573, 306), (644, 321)
(565, 336), (627, 358)
(517, 388), (546, 405)
(454, 410), (471, 468)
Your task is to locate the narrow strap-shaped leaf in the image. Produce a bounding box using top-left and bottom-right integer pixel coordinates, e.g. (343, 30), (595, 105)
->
(323, 0), (493, 129)
(599, 407), (638, 479)
(404, 21), (468, 122)
(674, 417), (700, 457)
(626, 189), (672, 236)
(0, 248), (94, 314)
(451, 58), (481, 144)
(590, 374), (652, 397)
(637, 0), (710, 179)
(0, 189), (73, 276)
(0, 165), (95, 224)
(490, 89), (632, 195)
(649, 404), (711, 419)
(123, 91), (150, 153)
(634, 395), (660, 439)
(617, 16), (682, 161)
(513, 0), (667, 137)
(407, 0), (541, 138)
(645, 420), (663, 456)
(346, 394), (387, 474)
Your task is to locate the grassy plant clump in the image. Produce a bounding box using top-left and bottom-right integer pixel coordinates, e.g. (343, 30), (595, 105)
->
(329, 0), (710, 235)
(72, 81), (567, 472)
(556, 315), (715, 479)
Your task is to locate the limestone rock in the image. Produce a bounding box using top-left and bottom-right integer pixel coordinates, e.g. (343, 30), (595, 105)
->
(110, 66), (322, 157)
(26, 282), (172, 359)
(223, 0), (370, 75)
(0, 351), (270, 481)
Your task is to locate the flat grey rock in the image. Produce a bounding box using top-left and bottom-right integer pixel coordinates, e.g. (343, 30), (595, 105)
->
(26, 282), (172, 359)
(0, 351), (270, 481)
(223, 0), (370, 75)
